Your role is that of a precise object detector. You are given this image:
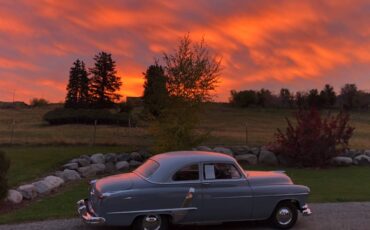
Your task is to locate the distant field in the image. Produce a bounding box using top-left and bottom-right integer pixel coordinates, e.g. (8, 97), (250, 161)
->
(0, 103), (369, 148)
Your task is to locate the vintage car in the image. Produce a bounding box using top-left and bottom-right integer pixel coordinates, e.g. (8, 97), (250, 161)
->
(77, 151), (311, 229)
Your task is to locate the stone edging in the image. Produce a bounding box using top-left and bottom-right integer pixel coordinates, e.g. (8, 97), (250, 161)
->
(5, 146), (370, 204)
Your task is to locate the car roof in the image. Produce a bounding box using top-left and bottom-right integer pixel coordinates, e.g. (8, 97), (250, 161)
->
(147, 151), (238, 183)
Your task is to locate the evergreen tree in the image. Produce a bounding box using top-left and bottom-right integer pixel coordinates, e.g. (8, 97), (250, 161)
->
(89, 52), (122, 108)
(143, 63), (168, 117)
(65, 59), (89, 108)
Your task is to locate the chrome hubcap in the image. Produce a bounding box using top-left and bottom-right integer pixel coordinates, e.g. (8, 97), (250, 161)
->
(276, 207), (293, 225)
(143, 215), (161, 230)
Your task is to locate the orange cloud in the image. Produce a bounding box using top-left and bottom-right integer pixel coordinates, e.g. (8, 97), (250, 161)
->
(0, 0), (370, 103)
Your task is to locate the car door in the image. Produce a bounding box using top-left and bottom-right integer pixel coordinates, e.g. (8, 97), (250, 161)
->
(166, 163), (203, 224)
(200, 162), (253, 222)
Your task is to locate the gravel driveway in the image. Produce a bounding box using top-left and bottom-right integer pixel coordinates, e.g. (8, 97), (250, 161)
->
(1, 202), (370, 230)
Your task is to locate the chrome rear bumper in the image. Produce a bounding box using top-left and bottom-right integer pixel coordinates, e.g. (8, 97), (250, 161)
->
(77, 199), (106, 224)
(301, 204), (312, 216)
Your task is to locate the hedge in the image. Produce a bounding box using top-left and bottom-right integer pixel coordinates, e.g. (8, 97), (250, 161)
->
(43, 108), (133, 126)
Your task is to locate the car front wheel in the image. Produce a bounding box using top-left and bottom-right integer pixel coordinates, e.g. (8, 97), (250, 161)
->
(133, 214), (169, 230)
(270, 201), (298, 229)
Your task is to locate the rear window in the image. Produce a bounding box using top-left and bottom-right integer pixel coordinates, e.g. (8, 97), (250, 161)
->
(134, 159), (160, 178)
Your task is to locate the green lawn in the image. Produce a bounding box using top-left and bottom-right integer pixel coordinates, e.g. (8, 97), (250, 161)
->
(1, 165), (370, 224)
(3, 146), (136, 187)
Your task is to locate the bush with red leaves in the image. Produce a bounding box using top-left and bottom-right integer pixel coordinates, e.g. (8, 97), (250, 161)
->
(271, 108), (355, 167)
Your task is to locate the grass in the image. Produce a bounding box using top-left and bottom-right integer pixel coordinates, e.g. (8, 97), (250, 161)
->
(3, 146), (137, 187)
(1, 166), (370, 224)
(0, 104), (369, 224)
(1, 104), (370, 148)
(0, 181), (88, 224)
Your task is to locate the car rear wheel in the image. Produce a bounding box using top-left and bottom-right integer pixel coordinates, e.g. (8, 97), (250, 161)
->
(270, 201), (298, 229)
(133, 214), (169, 230)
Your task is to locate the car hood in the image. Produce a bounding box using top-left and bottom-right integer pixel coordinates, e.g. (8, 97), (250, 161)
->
(95, 172), (136, 193)
(246, 170), (293, 186)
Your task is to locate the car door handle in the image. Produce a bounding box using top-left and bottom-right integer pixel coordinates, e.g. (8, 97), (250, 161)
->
(202, 182), (211, 185)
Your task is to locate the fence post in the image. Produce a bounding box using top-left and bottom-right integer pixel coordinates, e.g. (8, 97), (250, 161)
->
(92, 120), (97, 146)
(245, 122), (248, 145)
(10, 119), (15, 144)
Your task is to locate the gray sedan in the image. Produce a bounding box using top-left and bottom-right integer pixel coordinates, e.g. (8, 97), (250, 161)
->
(77, 151), (311, 229)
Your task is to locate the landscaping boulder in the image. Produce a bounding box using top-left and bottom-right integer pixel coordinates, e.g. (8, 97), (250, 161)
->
(129, 160), (142, 167)
(78, 166), (96, 178)
(72, 158), (90, 167)
(116, 161), (130, 171)
(250, 147), (260, 156)
(130, 152), (143, 161)
(44, 176), (64, 189)
(90, 163), (106, 174)
(235, 154), (257, 165)
(105, 162), (116, 173)
(196, 146), (212, 152)
(354, 154), (370, 165)
(32, 180), (52, 195)
(138, 149), (151, 159)
(117, 153), (130, 162)
(104, 153), (117, 163)
(259, 150), (278, 166)
(230, 146), (250, 156)
(90, 153), (105, 164)
(17, 184), (37, 200)
(62, 162), (78, 170)
(213, 147), (233, 156)
(56, 169), (81, 181)
(6, 190), (23, 204)
(330, 156), (353, 166)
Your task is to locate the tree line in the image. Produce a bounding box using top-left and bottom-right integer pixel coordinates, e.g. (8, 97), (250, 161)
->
(230, 84), (370, 110)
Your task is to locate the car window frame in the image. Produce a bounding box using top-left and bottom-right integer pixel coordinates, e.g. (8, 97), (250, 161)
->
(201, 161), (246, 182)
(170, 163), (201, 184)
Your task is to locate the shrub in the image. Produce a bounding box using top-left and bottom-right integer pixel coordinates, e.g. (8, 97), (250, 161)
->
(271, 108), (355, 167)
(151, 102), (208, 153)
(0, 151), (10, 200)
(30, 98), (49, 107)
(43, 108), (133, 126)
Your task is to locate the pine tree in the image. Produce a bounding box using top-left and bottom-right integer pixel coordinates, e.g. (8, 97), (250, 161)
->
(89, 52), (122, 108)
(65, 59), (89, 108)
(143, 63), (168, 117)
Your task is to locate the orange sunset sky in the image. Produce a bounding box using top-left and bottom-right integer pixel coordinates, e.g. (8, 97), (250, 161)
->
(0, 0), (369, 102)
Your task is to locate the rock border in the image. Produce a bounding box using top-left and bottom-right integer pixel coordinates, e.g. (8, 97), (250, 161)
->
(5, 146), (370, 204)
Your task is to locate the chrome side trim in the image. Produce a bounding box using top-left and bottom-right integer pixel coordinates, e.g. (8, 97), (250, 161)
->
(253, 193), (309, 198)
(107, 207), (198, 215)
(209, 195), (253, 199)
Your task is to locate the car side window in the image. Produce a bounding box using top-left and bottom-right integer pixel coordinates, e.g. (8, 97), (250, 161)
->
(172, 164), (199, 181)
(204, 163), (241, 180)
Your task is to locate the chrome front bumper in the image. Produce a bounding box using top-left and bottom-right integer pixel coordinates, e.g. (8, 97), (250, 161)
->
(301, 204), (312, 216)
(77, 199), (106, 225)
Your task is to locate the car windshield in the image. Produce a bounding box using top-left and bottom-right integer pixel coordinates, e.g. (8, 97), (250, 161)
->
(134, 159), (160, 178)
